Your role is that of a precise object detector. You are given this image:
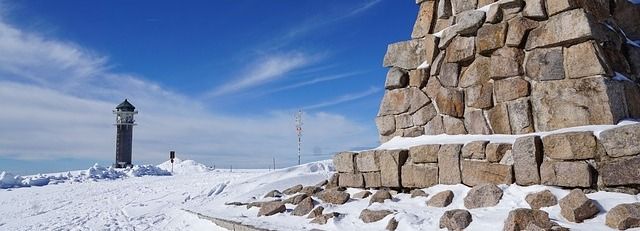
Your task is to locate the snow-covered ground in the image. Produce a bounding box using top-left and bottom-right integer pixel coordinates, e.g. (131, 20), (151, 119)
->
(0, 160), (264, 230)
(1, 158), (639, 230)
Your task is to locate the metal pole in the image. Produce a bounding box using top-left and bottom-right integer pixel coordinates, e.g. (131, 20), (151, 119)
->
(273, 157), (276, 170)
(295, 109), (303, 166)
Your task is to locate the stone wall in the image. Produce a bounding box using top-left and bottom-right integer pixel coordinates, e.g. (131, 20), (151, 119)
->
(334, 123), (640, 193)
(376, 0), (640, 142)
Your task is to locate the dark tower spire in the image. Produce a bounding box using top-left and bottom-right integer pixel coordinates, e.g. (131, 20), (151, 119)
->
(113, 99), (137, 168)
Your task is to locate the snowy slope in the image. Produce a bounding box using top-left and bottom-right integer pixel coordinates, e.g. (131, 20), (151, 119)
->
(2, 159), (640, 230)
(0, 161), (264, 230)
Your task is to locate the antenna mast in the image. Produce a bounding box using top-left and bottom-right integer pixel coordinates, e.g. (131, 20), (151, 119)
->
(295, 109), (303, 165)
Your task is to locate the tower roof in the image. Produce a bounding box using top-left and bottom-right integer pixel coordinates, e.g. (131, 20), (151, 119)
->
(116, 99), (136, 111)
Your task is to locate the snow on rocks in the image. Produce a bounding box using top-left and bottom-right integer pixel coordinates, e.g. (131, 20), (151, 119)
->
(1, 162), (171, 189)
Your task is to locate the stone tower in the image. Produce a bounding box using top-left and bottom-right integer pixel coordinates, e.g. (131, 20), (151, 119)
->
(376, 0), (640, 142)
(113, 99), (137, 168)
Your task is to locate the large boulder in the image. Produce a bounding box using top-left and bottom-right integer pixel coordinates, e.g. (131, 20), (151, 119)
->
(454, 10), (486, 35)
(446, 36), (476, 63)
(319, 189), (350, 205)
(563, 41), (611, 79)
(507, 98), (534, 134)
(476, 22), (507, 54)
(559, 189), (599, 223)
(606, 203), (640, 230)
(383, 38), (438, 70)
(264, 190), (282, 198)
(356, 150), (380, 172)
(409, 144), (440, 163)
(283, 194), (308, 205)
(512, 136), (543, 185)
(439, 209), (473, 231)
(438, 144), (463, 184)
(333, 152), (356, 173)
(292, 197), (315, 216)
(283, 184), (303, 195)
(376, 115), (396, 136)
(599, 155), (640, 187)
(257, 201), (286, 217)
(338, 173), (364, 188)
(522, 0), (547, 19)
(464, 184), (503, 209)
(503, 208), (562, 231)
(465, 83), (493, 110)
(490, 47), (525, 79)
(486, 143), (512, 163)
(487, 103), (512, 134)
(385, 67), (409, 90)
(370, 190), (393, 205)
(353, 190), (372, 199)
(540, 160), (593, 188)
(599, 123), (640, 158)
(439, 62), (460, 88)
(530, 76), (627, 132)
(300, 186), (322, 196)
(461, 141), (488, 159)
(525, 190), (558, 209)
(427, 190), (455, 207)
(460, 56), (491, 88)
(307, 206), (324, 219)
(461, 160), (514, 186)
(494, 77), (530, 103)
(525, 47), (564, 81)
(363, 172), (382, 188)
(443, 116), (468, 135)
(410, 189), (428, 198)
(412, 103), (437, 126)
(542, 131), (598, 160)
(401, 163), (439, 188)
(360, 209), (393, 223)
(379, 89), (411, 116)
(506, 16), (539, 47)
(412, 1), (437, 38)
(380, 150), (409, 187)
(464, 108), (492, 135)
(525, 9), (599, 50)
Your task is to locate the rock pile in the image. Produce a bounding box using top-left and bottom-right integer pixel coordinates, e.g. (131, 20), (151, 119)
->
(376, 0), (640, 142)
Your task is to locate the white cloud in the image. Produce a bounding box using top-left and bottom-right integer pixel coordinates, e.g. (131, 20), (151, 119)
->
(265, 72), (361, 94)
(206, 52), (314, 97)
(0, 14), (378, 168)
(304, 86), (381, 110)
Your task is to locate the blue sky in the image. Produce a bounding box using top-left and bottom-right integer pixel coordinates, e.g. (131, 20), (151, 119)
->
(0, 0), (417, 174)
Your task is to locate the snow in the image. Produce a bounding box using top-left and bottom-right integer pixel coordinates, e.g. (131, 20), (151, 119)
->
(376, 120), (639, 151)
(417, 61), (430, 70)
(0, 163), (170, 189)
(157, 158), (213, 174)
(1, 156), (639, 230)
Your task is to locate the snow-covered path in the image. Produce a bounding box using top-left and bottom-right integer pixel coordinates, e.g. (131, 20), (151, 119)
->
(0, 169), (265, 230)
